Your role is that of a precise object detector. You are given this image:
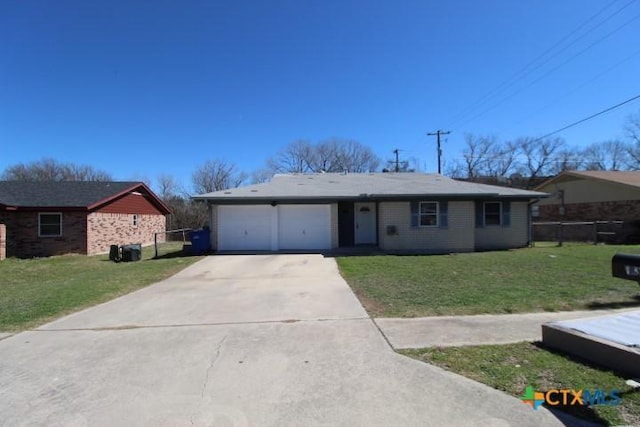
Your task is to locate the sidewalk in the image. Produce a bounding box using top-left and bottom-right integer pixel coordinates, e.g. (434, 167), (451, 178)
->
(375, 307), (640, 349)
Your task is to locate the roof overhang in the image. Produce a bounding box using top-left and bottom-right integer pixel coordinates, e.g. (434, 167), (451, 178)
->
(535, 170), (640, 192)
(534, 171), (584, 191)
(4, 206), (89, 212)
(195, 193), (547, 205)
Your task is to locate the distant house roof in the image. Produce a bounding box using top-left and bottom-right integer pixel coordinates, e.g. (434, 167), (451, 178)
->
(193, 173), (548, 203)
(0, 181), (171, 214)
(535, 170), (640, 191)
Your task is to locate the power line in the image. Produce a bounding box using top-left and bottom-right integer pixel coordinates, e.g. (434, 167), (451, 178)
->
(514, 47), (640, 126)
(446, 0), (636, 129)
(455, 9), (640, 129)
(532, 93), (640, 143)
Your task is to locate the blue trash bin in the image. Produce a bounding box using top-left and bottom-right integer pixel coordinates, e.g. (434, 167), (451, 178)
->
(189, 228), (211, 255)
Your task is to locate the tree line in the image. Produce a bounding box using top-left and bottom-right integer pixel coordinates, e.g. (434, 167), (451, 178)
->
(3, 111), (640, 229)
(445, 135), (635, 189)
(444, 110), (640, 189)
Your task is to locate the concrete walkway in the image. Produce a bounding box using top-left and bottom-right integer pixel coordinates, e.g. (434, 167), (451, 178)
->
(376, 307), (640, 349)
(0, 255), (566, 426)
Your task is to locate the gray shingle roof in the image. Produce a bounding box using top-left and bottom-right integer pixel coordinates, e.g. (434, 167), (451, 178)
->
(193, 173), (548, 202)
(0, 181), (141, 208)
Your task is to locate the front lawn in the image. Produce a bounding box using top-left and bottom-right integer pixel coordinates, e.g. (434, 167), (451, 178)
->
(337, 244), (640, 317)
(401, 342), (640, 426)
(0, 246), (202, 332)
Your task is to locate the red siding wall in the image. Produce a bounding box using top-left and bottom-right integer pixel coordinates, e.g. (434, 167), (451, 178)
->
(97, 192), (164, 215)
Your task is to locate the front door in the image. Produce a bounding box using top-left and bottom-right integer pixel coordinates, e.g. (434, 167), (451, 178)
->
(354, 202), (376, 245)
(338, 202), (355, 247)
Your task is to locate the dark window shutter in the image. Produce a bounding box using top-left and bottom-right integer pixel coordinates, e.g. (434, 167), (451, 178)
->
(502, 201), (511, 227)
(439, 201), (448, 228)
(410, 201), (419, 228)
(475, 201), (484, 228)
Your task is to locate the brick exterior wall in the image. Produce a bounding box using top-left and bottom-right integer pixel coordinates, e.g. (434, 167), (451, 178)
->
(2, 211), (88, 258)
(0, 211), (167, 258)
(87, 212), (166, 255)
(538, 200), (640, 222)
(0, 211), (14, 256)
(0, 223), (6, 260)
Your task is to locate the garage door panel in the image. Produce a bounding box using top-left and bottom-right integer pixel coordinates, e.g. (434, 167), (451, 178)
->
(218, 206), (272, 251)
(278, 205), (331, 250)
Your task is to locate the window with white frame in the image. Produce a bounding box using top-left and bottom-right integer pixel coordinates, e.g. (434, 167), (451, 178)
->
(132, 214), (138, 227)
(39, 213), (62, 237)
(484, 202), (502, 226)
(419, 201), (438, 227)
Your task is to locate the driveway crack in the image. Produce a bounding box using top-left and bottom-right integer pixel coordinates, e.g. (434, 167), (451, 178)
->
(201, 335), (227, 398)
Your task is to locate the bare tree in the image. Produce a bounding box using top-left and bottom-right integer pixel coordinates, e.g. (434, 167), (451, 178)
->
(316, 139), (380, 173)
(517, 137), (565, 188)
(443, 158), (464, 178)
(152, 174), (207, 230)
(313, 140), (338, 172)
(164, 195), (208, 230)
(485, 139), (518, 178)
(156, 174), (188, 199)
(549, 147), (582, 174)
(581, 140), (630, 171)
(265, 138), (380, 173)
(1, 158), (113, 181)
(624, 111), (640, 169)
(250, 168), (274, 184)
(625, 110), (640, 145)
(266, 140), (316, 173)
(460, 134), (496, 179)
(192, 159), (247, 194)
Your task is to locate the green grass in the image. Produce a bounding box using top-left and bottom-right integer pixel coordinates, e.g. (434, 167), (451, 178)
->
(337, 244), (640, 317)
(401, 342), (640, 426)
(0, 246), (202, 332)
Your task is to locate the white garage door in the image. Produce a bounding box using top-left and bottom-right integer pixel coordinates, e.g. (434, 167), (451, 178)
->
(216, 204), (332, 251)
(218, 205), (273, 251)
(278, 205), (331, 250)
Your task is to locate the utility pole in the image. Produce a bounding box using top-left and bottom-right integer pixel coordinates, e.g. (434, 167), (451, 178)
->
(427, 130), (451, 174)
(393, 149), (400, 172)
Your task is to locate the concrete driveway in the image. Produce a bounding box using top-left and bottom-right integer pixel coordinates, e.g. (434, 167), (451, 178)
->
(0, 255), (564, 426)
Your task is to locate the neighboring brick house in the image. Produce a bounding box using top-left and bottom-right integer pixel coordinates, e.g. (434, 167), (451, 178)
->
(534, 170), (640, 243)
(0, 181), (170, 258)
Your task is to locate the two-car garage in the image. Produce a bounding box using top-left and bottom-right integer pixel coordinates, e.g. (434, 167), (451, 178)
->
(216, 204), (333, 251)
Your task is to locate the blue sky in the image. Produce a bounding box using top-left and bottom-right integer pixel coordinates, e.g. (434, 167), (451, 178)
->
(2, 1), (640, 191)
